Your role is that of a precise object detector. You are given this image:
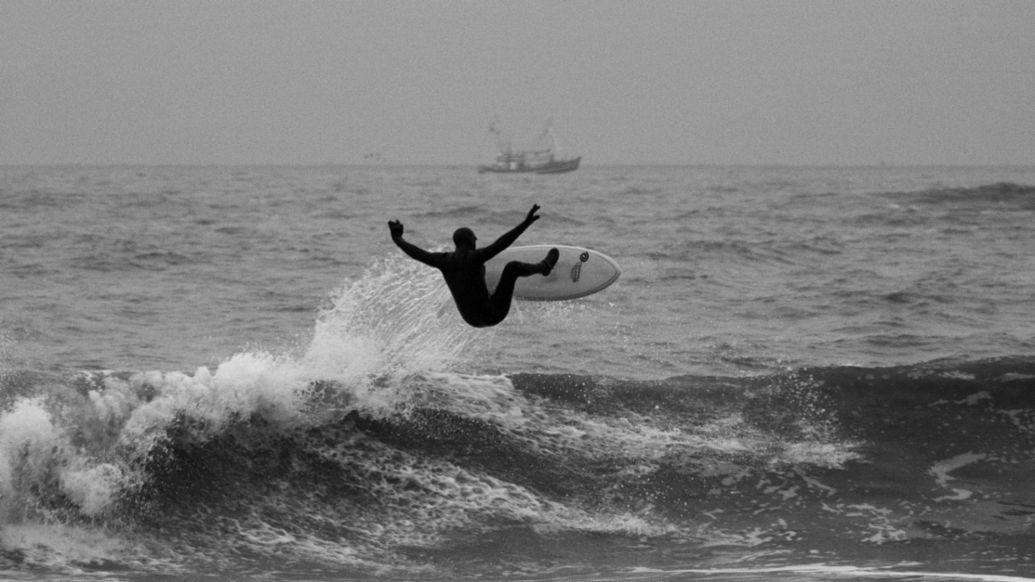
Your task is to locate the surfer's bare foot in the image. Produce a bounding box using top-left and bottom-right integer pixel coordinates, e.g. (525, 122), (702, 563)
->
(541, 248), (559, 275)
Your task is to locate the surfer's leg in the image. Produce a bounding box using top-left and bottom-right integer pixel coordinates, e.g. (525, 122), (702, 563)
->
(498, 249), (559, 289)
(485, 262), (531, 325)
(487, 250), (559, 323)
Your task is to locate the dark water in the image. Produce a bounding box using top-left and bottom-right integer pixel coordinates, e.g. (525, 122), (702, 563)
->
(2, 165), (1035, 580)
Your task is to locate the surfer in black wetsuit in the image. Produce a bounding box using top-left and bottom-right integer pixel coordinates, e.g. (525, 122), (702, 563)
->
(388, 204), (559, 328)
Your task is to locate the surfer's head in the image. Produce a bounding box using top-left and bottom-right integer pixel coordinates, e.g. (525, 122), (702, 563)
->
(453, 227), (477, 249)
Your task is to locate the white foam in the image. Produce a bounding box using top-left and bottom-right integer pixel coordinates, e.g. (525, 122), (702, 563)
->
(0, 399), (66, 514)
(931, 452), (987, 501)
(0, 398), (129, 518)
(59, 462), (126, 517)
(650, 563), (1035, 582)
(115, 352), (311, 452)
(0, 523), (127, 570)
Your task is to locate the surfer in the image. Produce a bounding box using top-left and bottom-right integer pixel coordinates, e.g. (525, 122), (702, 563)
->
(388, 204), (559, 328)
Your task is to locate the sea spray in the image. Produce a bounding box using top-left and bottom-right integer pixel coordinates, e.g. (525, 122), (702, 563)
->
(309, 254), (486, 381)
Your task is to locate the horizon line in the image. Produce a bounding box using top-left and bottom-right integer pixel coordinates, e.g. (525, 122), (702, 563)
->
(3, 162), (1034, 170)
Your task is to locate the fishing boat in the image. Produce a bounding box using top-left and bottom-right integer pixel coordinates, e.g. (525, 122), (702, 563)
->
(478, 149), (581, 174)
(478, 120), (581, 174)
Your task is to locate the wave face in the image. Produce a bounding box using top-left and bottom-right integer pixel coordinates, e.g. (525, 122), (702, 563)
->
(3, 347), (1034, 578)
(903, 181), (1035, 208)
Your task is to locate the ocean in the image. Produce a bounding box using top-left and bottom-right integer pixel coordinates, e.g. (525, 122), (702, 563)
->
(2, 165), (1035, 581)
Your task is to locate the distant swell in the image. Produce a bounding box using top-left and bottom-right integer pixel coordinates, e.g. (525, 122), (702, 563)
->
(903, 181), (1035, 208)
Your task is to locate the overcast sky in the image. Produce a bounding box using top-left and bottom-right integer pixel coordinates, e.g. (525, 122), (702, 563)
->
(2, 1), (1033, 166)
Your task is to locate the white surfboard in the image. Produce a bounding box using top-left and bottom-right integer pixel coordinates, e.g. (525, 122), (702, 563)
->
(484, 244), (621, 301)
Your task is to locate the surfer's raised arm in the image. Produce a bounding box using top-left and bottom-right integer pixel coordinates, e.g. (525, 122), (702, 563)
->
(388, 219), (440, 268)
(477, 204), (541, 261)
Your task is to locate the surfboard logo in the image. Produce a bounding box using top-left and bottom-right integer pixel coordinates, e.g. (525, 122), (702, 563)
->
(570, 251), (590, 283)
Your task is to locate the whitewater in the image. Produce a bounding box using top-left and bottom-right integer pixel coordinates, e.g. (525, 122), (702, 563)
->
(2, 165), (1035, 581)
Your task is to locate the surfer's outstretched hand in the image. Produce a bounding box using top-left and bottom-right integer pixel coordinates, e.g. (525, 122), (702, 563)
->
(525, 204), (541, 225)
(388, 219), (404, 239)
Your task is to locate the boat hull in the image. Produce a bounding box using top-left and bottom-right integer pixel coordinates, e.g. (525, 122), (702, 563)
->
(478, 156), (581, 175)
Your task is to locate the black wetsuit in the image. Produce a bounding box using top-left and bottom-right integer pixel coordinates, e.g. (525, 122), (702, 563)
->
(389, 209), (553, 328)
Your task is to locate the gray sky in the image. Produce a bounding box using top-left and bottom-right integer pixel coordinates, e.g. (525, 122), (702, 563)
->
(2, 1), (1033, 166)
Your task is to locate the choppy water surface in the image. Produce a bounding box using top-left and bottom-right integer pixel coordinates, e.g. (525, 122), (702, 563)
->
(2, 165), (1035, 580)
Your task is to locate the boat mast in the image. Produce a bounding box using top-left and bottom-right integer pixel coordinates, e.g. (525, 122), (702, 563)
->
(488, 116), (510, 155)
